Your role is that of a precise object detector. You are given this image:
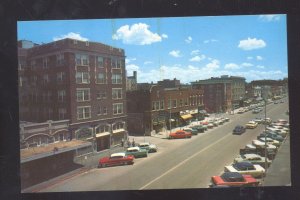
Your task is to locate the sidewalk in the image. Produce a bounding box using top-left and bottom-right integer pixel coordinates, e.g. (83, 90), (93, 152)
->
(262, 135), (291, 186)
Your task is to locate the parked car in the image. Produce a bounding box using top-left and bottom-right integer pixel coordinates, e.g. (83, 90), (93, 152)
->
(245, 121), (258, 129)
(262, 118), (272, 125)
(210, 172), (259, 187)
(169, 130), (192, 139)
(138, 142), (158, 153)
(125, 147), (148, 158)
(253, 117), (263, 124)
(224, 161), (265, 178)
(190, 125), (206, 133)
(252, 109), (260, 114)
(240, 144), (276, 160)
(266, 127), (287, 137)
(233, 125), (246, 135)
(258, 137), (281, 147)
(234, 153), (271, 168)
(207, 123), (214, 129)
(183, 128), (198, 135)
(258, 132), (284, 142)
(98, 152), (134, 168)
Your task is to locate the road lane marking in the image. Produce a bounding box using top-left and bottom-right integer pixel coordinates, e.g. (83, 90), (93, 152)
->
(139, 133), (232, 190)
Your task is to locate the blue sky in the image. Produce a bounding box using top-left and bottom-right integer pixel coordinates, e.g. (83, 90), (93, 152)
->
(18, 15), (287, 83)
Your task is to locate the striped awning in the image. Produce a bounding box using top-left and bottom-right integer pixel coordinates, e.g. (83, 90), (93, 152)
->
(181, 114), (193, 120)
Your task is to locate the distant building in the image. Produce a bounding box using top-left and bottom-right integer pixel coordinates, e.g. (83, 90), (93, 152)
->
(192, 79), (232, 113)
(18, 38), (128, 152)
(157, 78), (181, 88)
(126, 85), (204, 136)
(126, 71), (137, 91)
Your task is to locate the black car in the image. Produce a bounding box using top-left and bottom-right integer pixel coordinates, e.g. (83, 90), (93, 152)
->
(233, 125), (246, 135)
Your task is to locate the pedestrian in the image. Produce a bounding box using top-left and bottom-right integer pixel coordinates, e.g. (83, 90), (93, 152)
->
(132, 138), (135, 147)
(127, 139), (131, 147)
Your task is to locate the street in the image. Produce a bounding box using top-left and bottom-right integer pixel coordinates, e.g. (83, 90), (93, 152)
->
(40, 101), (290, 192)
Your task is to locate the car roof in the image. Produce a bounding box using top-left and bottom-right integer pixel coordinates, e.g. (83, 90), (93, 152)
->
(245, 144), (256, 149)
(244, 154), (260, 159)
(139, 142), (150, 146)
(235, 161), (254, 168)
(127, 147), (140, 151)
(221, 172), (244, 180)
(111, 152), (126, 157)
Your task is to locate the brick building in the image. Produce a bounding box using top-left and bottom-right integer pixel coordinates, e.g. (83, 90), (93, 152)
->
(192, 78), (232, 113)
(126, 71), (137, 91)
(126, 85), (204, 136)
(18, 38), (128, 152)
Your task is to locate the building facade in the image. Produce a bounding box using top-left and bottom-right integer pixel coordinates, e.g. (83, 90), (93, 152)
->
(126, 71), (137, 91)
(192, 78), (232, 113)
(126, 85), (204, 136)
(18, 38), (128, 152)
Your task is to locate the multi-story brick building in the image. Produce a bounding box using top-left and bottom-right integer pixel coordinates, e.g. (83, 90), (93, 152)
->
(18, 38), (127, 151)
(126, 85), (204, 136)
(192, 81), (232, 113)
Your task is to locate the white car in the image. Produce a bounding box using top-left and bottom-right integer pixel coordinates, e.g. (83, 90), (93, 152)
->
(234, 153), (272, 168)
(225, 161), (265, 178)
(252, 140), (277, 150)
(266, 127), (287, 137)
(258, 138), (280, 147)
(138, 142), (158, 153)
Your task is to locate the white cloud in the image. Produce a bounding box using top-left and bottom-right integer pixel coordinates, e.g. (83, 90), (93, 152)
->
(238, 38), (266, 50)
(53, 32), (89, 41)
(161, 34), (168, 39)
(241, 62), (254, 67)
(144, 61), (153, 65)
(204, 39), (218, 44)
(191, 50), (200, 55)
(203, 59), (220, 71)
(259, 15), (281, 22)
(189, 55), (206, 62)
(169, 50), (181, 57)
(125, 57), (137, 64)
(224, 63), (240, 70)
(185, 36), (192, 43)
(256, 65), (265, 69)
(247, 56), (253, 60)
(112, 23), (163, 45)
(256, 56), (263, 60)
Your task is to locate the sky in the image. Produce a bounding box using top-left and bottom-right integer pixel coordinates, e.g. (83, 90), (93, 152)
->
(17, 14), (288, 84)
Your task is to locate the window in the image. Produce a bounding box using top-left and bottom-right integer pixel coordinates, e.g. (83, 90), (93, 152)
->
(31, 75), (37, 86)
(30, 60), (36, 69)
(112, 88), (122, 99)
(97, 106), (108, 115)
(47, 91), (52, 102)
(58, 90), (66, 102)
(96, 56), (104, 68)
(75, 54), (89, 66)
(168, 99), (171, 109)
(58, 108), (67, 120)
(57, 72), (66, 83)
(112, 74), (122, 84)
(85, 41), (89, 46)
(76, 88), (90, 102)
(97, 73), (106, 84)
(179, 99), (183, 107)
(160, 100), (164, 110)
(43, 74), (49, 84)
(76, 72), (90, 84)
(43, 57), (49, 68)
(172, 99), (177, 108)
(77, 106), (91, 120)
(96, 125), (109, 133)
(73, 40), (78, 44)
(97, 91), (107, 99)
(48, 108), (53, 119)
(113, 103), (123, 115)
(111, 58), (117, 68)
(56, 54), (64, 65)
(185, 98), (188, 106)
(113, 123), (124, 130)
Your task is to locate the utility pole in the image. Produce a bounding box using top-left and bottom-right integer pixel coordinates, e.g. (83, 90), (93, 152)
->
(263, 87), (268, 180)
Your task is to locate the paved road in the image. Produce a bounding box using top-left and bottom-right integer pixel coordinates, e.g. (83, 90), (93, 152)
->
(39, 101), (289, 192)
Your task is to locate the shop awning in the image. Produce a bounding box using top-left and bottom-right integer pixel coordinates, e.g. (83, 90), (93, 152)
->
(96, 132), (110, 138)
(181, 114), (193, 120)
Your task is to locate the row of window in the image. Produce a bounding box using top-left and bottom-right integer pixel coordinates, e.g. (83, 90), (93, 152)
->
(22, 88), (123, 103)
(152, 96), (204, 111)
(75, 54), (124, 68)
(27, 54), (124, 69)
(77, 103), (124, 120)
(76, 72), (122, 84)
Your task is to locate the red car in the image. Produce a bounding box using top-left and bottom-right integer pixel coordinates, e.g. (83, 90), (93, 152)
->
(169, 130), (192, 139)
(210, 172), (259, 187)
(98, 152), (134, 168)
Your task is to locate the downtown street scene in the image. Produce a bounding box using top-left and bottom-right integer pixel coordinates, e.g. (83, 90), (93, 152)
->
(17, 15), (290, 192)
